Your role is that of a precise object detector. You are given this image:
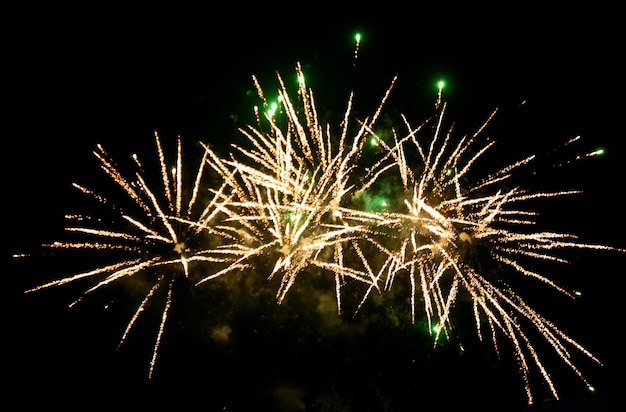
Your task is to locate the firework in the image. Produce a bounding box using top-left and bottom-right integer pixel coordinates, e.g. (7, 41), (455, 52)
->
(196, 63), (398, 312)
(21, 56), (623, 405)
(23, 132), (234, 378)
(348, 100), (619, 405)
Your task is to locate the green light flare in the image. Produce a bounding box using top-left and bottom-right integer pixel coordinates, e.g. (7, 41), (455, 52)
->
(353, 33), (362, 66)
(370, 195), (388, 212)
(435, 80), (445, 109)
(284, 211), (304, 224)
(353, 190), (389, 212)
(266, 101), (279, 118)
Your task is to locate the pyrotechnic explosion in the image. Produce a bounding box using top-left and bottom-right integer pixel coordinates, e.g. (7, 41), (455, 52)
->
(19, 46), (623, 405)
(22, 132), (234, 378)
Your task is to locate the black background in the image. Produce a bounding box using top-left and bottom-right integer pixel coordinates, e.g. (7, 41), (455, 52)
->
(5, 6), (625, 411)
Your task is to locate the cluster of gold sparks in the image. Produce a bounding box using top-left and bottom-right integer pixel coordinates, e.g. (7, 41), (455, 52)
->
(21, 62), (622, 405)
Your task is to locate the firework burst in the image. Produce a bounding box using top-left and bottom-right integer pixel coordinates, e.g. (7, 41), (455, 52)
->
(23, 132), (232, 377)
(350, 97), (620, 404)
(195, 63), (398, 312)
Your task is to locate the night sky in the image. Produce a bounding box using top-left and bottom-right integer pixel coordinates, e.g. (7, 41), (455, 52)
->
(6, 7), (625, 411)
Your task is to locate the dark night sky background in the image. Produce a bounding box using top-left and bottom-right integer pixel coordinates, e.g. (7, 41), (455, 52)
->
(5, 6), (625, 411)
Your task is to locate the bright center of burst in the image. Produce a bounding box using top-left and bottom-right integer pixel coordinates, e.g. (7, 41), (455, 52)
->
(459, 232), (472, 243)
(174, 242), (186, 254)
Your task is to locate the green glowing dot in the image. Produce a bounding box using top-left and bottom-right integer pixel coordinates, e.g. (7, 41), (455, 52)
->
(369, 137), (379, 147)
(355, 33), (361, 43)
(297, 73), (305, 84)
(587, 385), (596, 393)
(594, 148), (605, 156)
(438, 80), (445, 90)
(445, 167), (454, 177)
(284, 212), (304, 223)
